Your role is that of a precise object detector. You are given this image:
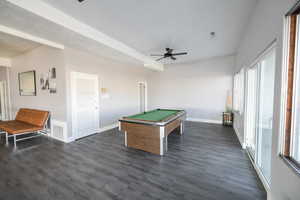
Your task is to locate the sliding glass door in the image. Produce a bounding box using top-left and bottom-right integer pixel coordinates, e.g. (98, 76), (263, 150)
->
(256, 50), (276, 182)
(244, 47), (276, 184)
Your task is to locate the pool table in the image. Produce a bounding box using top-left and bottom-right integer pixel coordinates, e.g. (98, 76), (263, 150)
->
(119, 109), (186, 155)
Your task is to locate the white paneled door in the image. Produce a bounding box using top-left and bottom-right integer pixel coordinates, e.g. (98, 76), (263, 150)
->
(71, 72), (100, 139)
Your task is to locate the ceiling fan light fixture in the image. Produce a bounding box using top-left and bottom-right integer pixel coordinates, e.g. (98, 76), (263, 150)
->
(151, 48), (187, 61)
(210, 32), (216, 38)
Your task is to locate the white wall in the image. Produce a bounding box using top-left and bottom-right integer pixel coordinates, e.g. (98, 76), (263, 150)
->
(64, 48), (150, 138)
(10, 45), (67, 121)
(234, 0), (300, 199)
(147, 55), (235, 123)
(0, 57), (11, 67)
(0, 66), (8, 82)
(8, 45), (151, 140)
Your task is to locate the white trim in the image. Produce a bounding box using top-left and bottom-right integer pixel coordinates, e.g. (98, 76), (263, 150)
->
(97, 123), (119, 133)
(290, 15), (300, 158)
(0, 25), (64, 50)
(279, 16), (290, 154)
(138, 81), (148, 112)
(249, 39), (277, 69)
(66, 123), (119, 143)
(7, 0), (163, 71)
(0, 57), (11, 67)
(244, 67), (258, 153)
(246, 150), (270, 191)
(233, 125), (246, 149)
(6, 67), (12, 120)
(65, 137), (75, 143)
(186, 118), (222, 124)
(0, 81), (6, 120)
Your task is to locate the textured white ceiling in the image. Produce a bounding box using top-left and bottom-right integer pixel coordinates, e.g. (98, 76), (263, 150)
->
(0, 31), (40, 58)
(41, 0), (257, 64)
(0, 0), (257, 65)
(0, 1), (143, 65)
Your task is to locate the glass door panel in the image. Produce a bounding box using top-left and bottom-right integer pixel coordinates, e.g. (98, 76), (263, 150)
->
(256, 50), (276, 183)
(245, 67), (258, 158)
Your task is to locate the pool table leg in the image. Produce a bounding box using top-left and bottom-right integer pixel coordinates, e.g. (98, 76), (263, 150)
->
(180, 122), (184, 135)
(119, 121), (128, 147)
(160, 127), (166, 156)
(124, 132), (127, 147)
(165, 136), (168, 152)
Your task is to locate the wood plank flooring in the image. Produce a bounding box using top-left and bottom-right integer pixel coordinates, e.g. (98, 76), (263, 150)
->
(0, 122), (266, 200)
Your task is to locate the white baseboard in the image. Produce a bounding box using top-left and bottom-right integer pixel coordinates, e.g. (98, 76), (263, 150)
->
(98, 123), (119, 133)
(246, 150), (270, 192)
(186, 118), (222, 124)
(65, 137), (75, 143)
(233, 125), (246, 149)
(60, 123), (119, 143)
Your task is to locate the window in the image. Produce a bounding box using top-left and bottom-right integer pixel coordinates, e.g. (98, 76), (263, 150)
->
(233, 69), (244, 113)
(282, 3), (300, 171)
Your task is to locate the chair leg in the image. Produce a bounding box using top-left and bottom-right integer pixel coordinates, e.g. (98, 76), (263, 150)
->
(14, 135), (17, 149)
(5, 132), (8, 146)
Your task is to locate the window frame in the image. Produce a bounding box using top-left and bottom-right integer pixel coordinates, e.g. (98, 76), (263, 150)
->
(281, 9), (300, 175)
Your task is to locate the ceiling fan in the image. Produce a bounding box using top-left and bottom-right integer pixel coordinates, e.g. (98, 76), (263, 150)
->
(151, 48), (188, 61)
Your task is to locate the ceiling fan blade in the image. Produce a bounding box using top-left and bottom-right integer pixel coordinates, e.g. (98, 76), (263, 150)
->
(171, 52), (188, 56)
(151, 54), (164, 56)
(171, 56), (177, 60)
(156, 57), (166, 61)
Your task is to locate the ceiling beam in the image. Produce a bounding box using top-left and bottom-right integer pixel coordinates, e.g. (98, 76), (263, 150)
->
(6, 0), (164, 71)
(0, 25), (65, 50)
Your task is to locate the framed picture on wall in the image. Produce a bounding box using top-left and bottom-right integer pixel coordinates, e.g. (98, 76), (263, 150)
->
(18, 70), (37, 96)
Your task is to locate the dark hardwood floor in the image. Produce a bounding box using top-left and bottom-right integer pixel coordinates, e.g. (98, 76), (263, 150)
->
(0, 122), (266, 200)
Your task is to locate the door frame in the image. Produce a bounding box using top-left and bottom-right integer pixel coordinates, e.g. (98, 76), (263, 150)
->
(138, 81), (148, 112)
(0, 81), (6, 120)
(0, 66), (13, 120)
(0, 67), (12, 120)
(70, 71), (100, 140)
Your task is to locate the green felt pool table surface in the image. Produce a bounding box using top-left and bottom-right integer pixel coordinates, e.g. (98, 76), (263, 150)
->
(126, 109), (183, 122)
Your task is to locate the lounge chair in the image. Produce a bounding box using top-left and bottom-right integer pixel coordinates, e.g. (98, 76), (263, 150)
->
(0, 108), (49, 148)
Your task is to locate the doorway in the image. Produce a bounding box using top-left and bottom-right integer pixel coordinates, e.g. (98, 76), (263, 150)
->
(138, 82), (147, 112)
(71, 72), (100, 139)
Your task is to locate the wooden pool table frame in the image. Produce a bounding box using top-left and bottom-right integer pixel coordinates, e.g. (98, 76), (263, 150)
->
(119, 110), (186, 155)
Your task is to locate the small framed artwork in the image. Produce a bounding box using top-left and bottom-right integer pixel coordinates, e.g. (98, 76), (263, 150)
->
(18, 70), (37, 96)
(40, 67), (57, 94)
